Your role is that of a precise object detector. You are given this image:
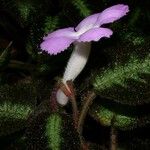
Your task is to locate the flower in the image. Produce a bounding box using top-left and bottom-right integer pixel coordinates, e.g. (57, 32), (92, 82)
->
(40, 4), (129, 55)
(40, 4), (129, 105)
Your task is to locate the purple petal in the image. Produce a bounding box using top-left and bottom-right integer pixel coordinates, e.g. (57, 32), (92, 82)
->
(96, 4), (129, 26)
(75, 13), (100, 32)
(43, 27), (76, 40)
(40, 37), (75, 55)
(78, 27), (113, 42)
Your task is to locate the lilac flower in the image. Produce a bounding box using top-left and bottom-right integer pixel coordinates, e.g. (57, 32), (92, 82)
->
(40, 4), (129, 105)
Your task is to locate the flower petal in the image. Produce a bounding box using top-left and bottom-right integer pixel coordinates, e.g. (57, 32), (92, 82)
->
(77, 27), (113, 42)
(96, 4), (129, 26)
(43, 27), (76, 40)
(40, 37), (75, 55)
(75, 13), (100, 32)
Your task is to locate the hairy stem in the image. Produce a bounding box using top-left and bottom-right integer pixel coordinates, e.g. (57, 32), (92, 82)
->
(110, 116), (118, 150)
(78, 91), (96, 142)
(8, 60), (35, 71)
(70, 94), (79, 129)
(59, 81), (79, 129)
(50, 84), (59, 113)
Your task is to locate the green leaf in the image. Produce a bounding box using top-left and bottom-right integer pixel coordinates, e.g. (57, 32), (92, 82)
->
(93, 54), (150, 105)
(17, 0), (35, 26)
(26, 101), (80, 149)
(0, 102), (32, 136)
(0, 82), (37, 136)
(90, 102), (150, 130)
(42, 16), (59, 34)
(71, 0), (91, 17)
(46, 114), (62, 150)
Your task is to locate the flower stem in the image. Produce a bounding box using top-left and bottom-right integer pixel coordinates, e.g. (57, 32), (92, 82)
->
(8, 60), (35, 71)
(77, 91), (96, 142)
(66, 80), (79, 129)
(59, 81), (79, 129)
(50, 84), (59, 112)
(110, 115), (118, 150)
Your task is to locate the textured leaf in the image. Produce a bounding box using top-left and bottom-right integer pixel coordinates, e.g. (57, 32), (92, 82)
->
(46, 114), (62, 150)
(42, 16), (59, 34)
(71, 0), (91, 17)
(93, 55), (150, 105)
(89, 100), (150, 130)
(0, 82), (37, 136)
(0, 102), (32, 136)
(26, 100), (80, 150)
